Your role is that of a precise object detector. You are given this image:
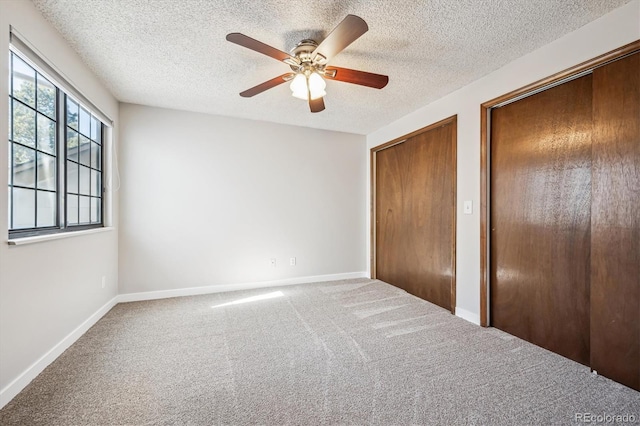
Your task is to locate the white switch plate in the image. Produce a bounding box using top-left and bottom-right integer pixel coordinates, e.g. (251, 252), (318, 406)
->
(464, 200), (473, 215)
(290, 257), (296, 266)
(270, 258), (276, 267)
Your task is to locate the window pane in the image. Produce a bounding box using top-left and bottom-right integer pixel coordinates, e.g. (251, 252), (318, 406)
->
(12, 55), (36, 108)
(37, 152), (56, 191)
(66, 128), (79, 162)
(91, 141), (101, 170)
(37, 114), (56, 154)
(95, 122), (102, 144)
(13, 145), (35, 188)
(67, 160), (78, 194)
(91, 170), (101, 197)
(79, 135), (91, 166)
(79, 165), (90, 195)
(12, 100), (36, 147)
(66, 98), (78, 130)
(90, 197), (100, 223)
(36, 191), (56, 227)
(79, 196), (90, 223)
(37, 153), (56, 191)
(12, 187), (35, 229)
(90, 116), (98, 141)
(36, 75), (56, 119)
(79, 107), (90, 137)
(7, 143), (11, 185)
(67, 194), (78, 225)
(7, 189), (12, 229)
(8, 98), (12, 140)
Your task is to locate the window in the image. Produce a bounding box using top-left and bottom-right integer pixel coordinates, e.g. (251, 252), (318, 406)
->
(8, 51), (104, 237)
(65, 98), (102, 226)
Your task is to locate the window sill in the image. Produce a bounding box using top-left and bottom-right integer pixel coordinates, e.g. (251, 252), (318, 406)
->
(7, 227), (114, 246)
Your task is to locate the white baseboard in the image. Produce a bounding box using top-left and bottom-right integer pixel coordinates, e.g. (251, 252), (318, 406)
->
(117, 271), (368, 303)
(0, 296), (119, 409)
(455, 306), (481, 325)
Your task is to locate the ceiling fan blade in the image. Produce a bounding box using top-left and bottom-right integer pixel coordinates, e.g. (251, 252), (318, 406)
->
(324, 66), (389, 89)
(226, 33), (297, 63)
(309, 97), (325, 113)
(240, 73), (294, 97)
(311, 15), (368, 63)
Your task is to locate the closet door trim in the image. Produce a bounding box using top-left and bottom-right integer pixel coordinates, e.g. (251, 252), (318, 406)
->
(371, 115), (457, 313)
(479, 40), (640, 327)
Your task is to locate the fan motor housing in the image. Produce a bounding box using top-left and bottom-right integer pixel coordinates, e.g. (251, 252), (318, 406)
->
(291, 39), (318, 63)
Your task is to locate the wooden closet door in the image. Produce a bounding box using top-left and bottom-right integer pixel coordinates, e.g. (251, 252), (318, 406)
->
(490, 75), (593, 365)
(376, 122), (455, 311)
(590, 52), (640, 390)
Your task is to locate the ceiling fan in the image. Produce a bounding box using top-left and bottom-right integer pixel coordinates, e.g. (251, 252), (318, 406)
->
(226, 15), (389, 113)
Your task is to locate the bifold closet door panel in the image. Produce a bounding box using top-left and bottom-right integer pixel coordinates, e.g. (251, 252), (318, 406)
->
(591, 52), (640, 391)
(376, 123), (455, 310)
(490, 75), (592, 365)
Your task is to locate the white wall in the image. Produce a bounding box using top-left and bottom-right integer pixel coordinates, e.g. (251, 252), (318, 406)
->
(118, 104), (366, 295)
(366, 0), (640, 324)
(0, 0), (119, 405)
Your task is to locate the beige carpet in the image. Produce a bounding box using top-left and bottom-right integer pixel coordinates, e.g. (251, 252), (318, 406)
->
(1, 278), (638, 425)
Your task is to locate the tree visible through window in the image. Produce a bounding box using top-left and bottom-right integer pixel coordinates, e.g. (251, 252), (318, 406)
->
(8, 51), (104, 236)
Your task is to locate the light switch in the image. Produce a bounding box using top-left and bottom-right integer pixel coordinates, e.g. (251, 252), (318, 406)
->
(464, 200), (473, 215)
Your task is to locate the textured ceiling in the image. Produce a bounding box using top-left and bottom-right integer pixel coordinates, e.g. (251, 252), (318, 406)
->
(32, 0), (630, 135)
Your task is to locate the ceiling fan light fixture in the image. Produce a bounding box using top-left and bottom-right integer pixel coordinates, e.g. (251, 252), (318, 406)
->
(290, 71), (326, 100)
(290, 73), (308, 100)
(308, 72), (326, 100)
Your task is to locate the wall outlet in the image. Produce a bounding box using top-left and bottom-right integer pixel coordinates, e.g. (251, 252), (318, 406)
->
(101, 276), (106, 289)
(270, 258), (276, 267)
(290, 257), (296, 266)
